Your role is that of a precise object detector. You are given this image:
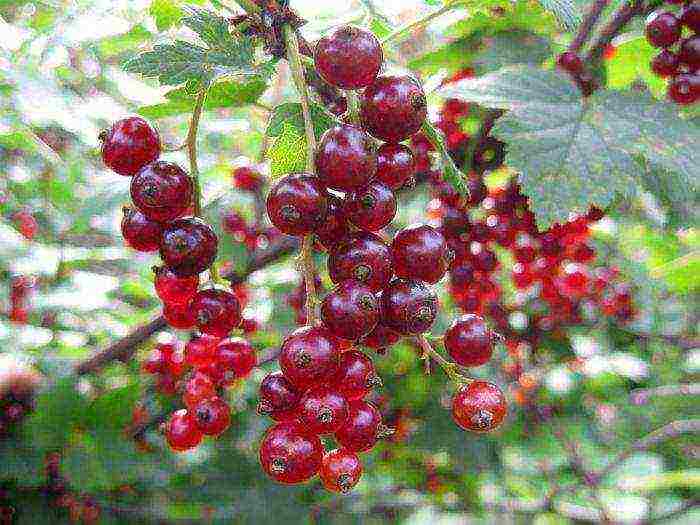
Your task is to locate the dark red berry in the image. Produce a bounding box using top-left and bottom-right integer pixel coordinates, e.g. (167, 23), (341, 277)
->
(185, 334), (221, 368)
(130, 161), (192, 222)
(166, 409), (203, 451)
(194, 396), (231, 436)
(100, 116), (160, 176)
(190, 289), (241, 338)
(392, 224), (452, 284)
(259, 421), (323, 484)
(258, 371), (301, 421)
(315, 195), (350, 251)
(315, 124), (377, 191)
(360, 321), (401, 353)
(279, 325), (341, 390)
(321, 280), (380, 341)
(328, 232), (393, 292)
(556, 51), (584, 75)
(299, 385), (349, 435)
(320, 449), (363, 493)
(344, 181), (397, 232)
(163, 301), (196, 329)
(678, 36), (700, 70)
(266, 173), (328, 235)
(232, 166), (263, 192)
(334, 400), (382, 453)
(382, 279), (438, 335)
(121, 208), (163, 252)
(376, 143), (415, 190)
(360, 75), (427, 142)
(153, 266), (198, 305)
(452, 381), (507, 432)
(651, 49), (679, 77)
(160, 217), (218, 277)
(333, 349), (381, 401)
(444, 314), (498, 367)
(681, 3), (700, 33)
(645, 12), (681, 48)
(668, 73), (700, 104)
(314, 25), (383, 90)
(214, 337), (256, 385)
(183, 372), (217, 409)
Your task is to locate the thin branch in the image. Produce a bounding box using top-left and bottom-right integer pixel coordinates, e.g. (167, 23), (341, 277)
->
(569, 0), (610, 53)
(631, 384), (700, 405)
(345, 91), (360, 125)
(187, 89), (207, 216)
(414, 335), (473, 383)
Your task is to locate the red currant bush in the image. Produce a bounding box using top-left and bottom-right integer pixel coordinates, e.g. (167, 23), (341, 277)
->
(259, 421), (323, 484)
(334, 400), (383, 453)
(100, 116), (160, 176)
(258, 371), (301, 422)
(193, 396), (231, 436)
(214, 337), (257, 385)
(360, 75), (427, 142)
(645, 12), (682, 48)
(160, 217), (218, 277)
(333, 349), (382, 401)
(266, 173), (328, 235)
(313, 25), (383, 89)
(452, 381), (507, 433)
(163, 301), (197, 330)
(153, 266), (198, 305)
(315, 195), (350, 251)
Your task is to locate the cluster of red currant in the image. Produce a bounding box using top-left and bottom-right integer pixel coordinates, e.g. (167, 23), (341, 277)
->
(100, 117), (257, 452)
(43, 453), (100, 524)
(6, 275), (33, 325)
(647, 2), (699, 105)
(11, 210), (38, 241)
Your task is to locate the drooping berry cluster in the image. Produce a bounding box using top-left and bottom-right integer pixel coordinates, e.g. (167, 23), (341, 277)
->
(42, 453), (101, 524)
(6, 275), (33, 325)
(646, 3), (699, 105)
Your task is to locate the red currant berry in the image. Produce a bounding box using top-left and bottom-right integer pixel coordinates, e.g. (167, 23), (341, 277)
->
(183, 372), (217, 409)
(153, 266), (198, 305)
(344, 181), (397, 232)
(645, 12), (681, 48)
(299, 385), (349, 435)
(130, 161), (192, 222)
(315, 195), (350, 251)
(651, 49), (679, 77)
(320, 449), (363, 493)
(13, 210), (38, 240)
(376, 143), (415, 190)
(279, 325), (341, 390)
(190, 289), (241, 338)
(165, 409), (203, 451)
(392, 224), (452, 284)
(321, 280), (380, 341)
(382, 279), (438, 335)
(232, 166), (263, 192)
(452, 381), (507, 432)
(258, 371), (301, 421)
(259, 421), (323, 484)
(556, 51), (584, 75)
(444, 314), (498, 367)
(214, 337), (256, 385)
(100, 116), (160, 176)
(668, 73), (700, 104)
(160, 217), (218, 277)
(193, 396), (231, 436)
(678, 36), (700, 70)
(328, 232), (394, 292)
(142, 342), (179, 375)
(314, 25), (383, 90)
(360, 75), (427, 142)
(266, 173), (328, 235)
(360, 321), (401, 353)
(185, 334), (221, 368)
(315, 124), (377, 192)
(334, 400), (383, 452)
(121, 208), (163, 252)
(163, 301), (196, 330)
(681, 3), (700, 33)
(333, 349), (382, 401)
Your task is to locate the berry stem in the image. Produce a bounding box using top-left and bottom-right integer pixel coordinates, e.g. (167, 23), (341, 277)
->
(300, 235), (318, 323)
(381, 2), (461, 46)
(187, 88), (207, 217)
(568, 0), (610, 54)
(414, 335), (472, 384)
(345, 91), (360, 125)
(421, 120), (470, 198)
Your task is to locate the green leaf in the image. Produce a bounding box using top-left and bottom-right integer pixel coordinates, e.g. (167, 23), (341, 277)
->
(150, 0), (184, 31)
(267, 123), (308, 177)
(472, 30), (552, 72)
(605, 36), (666, 97)
(448, 1), (560, 39)
(266, 102), (338, 139)
(536, 0), (582, 30)
(442, 66), (700, 228)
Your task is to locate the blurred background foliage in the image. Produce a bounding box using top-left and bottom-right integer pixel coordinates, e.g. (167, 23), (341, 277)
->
(0, 0), (698, 523)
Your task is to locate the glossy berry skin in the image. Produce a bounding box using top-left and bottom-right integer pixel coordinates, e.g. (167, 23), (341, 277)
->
(193, 396), (231, 436)
(190, 289), (241, 338)
(321, 280), (380, 341)
(101, 117), (160, 176)
(266, 173), (328, 235)
(360, 75), (427, 142)
(153, 266), (198, 305)
(299, 385), (349, 435)
(668, 73), (700, 105)
(259, 421), (323, 484)
(315, 195), (350, 251)
(163, 301), (196, 329)
(258, 371), (301, 422)
(382, 279), (438, 335)
(376, 143), (415, 190)
(344, 181), (397, 232)
(392, 224), (451, 284)
(678, 36), (700, 70)
(452, 381), (507, 432)
(121, 208), (163, 252)
(651, 49), (679, 77)
(183, 372), (217, 409)
(214, 337), (256, 385)
(166, 409), (203, 452)
(333, 350), (381, 401)
(360, 322), (401, 353)
(160, 217), (218, 277)
(328, 233), (393, 292)
(645, 12), (681, 48)
(444, 314), (497, 367)
(681, 3), (700, 33)
(279, 325), (341, 390)
(315, 124), (377, 192)
(556, 51), (584, 75)
(334, 400), (381, 453)
(314, 25), (383, 90)
(130, 161), (192, 222)
(320, 449), (363, 493)
(185, 334), (221, 368)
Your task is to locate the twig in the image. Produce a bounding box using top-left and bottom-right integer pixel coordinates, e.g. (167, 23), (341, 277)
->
(630, 384), (700, 405)
(569, 0), (610, 53)
(414, 335), (472, 383)
(187, 89), (207, 217)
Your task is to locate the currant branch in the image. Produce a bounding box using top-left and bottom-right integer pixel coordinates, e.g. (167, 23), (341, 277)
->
(187, 89), (207, 217)
(568, 0), (610, 54)
(414, 335), (473, 384)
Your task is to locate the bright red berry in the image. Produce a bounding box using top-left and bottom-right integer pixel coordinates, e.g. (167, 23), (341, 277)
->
(298, 385), (349, 435)
(185, 334), (221, 368)
(321, 280), (380, 341)
(153, 266), (198, 305)
(130, 161), (192, 222)
(121, 208), (163, 252)
(668, 73), (700, 105)
(320, 449), (363, 493)
(160, 217), (218, 277)
(360, 321), (401, 354)
(392, 224), (452, 284)
(651, 49), (679, 77)
(183, 372), (217, 409)
(258, 371), (301, 422)
(452, 381), (507, 432)
(214, 337), (256, 385)
(165, 409), (203, 452)
(360, 75), (427, 142)
(266, 173), (328, 235)
(13, 210), (38, 240)
(163, 301), (196, 330)
(344, 181), (397, 232)
(259, 421), (323, 484)
(645, 12), (681, 48)
(333, 349), (381, 401)
(315, 194), (350, 251)
(678, 36), (700, 70)
(193, 396), (231, 436)
(376, 143), (415, 190)
(382, 279), (438, 335)
(328, 232), (394, 292)
(232, 166), (263, 192)
(190, 289), (241, 338)
(279, 325), (341, 390)
(444, 314), (498, 367)
(100, 116), (160, 176)
(314, 25), (383, 89)
(315, 124), (377, 192)
(334, 400), (382, 453)
(556, 51), (584, 75)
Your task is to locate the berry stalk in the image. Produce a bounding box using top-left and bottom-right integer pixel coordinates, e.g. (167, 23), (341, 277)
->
(414, 335), (472, 384)
(568, 0), (610, 53)
(187, 89), (207, 217)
